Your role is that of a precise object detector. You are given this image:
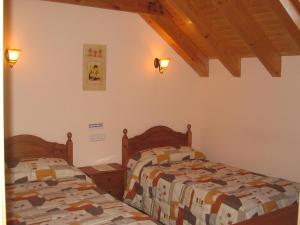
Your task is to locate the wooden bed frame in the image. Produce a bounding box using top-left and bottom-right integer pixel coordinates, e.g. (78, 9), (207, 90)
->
(122, 124), (298, 225)
(5, 132), (73, 165)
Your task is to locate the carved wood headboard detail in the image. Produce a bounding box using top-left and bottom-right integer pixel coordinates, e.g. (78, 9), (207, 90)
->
(122, 124), (192, 167)
(5, 132), (73, 165)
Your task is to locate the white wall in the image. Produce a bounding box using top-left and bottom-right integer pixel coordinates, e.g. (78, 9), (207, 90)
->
(199, 57), (300, 182)
(1, 2), (6, 223)
(4, 0), (205, 166)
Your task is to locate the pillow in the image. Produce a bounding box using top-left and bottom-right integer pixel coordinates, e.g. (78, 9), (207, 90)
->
(5, 158), (86, 184)
(7, 157), (68, 171)
(127, 146), (206, 171)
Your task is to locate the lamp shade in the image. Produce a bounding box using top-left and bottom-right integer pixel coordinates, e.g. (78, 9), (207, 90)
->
(6, 49), (21, 67)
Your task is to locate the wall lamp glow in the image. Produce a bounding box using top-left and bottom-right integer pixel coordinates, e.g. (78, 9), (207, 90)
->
(154, 58), (170, 74)
(5, 49), (21, 68)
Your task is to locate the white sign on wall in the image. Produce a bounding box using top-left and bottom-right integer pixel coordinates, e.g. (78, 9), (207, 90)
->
(88, 123), (105, 142)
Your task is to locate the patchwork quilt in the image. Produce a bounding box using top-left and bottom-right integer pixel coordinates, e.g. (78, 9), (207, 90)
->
(123, 146), (299, 225)
(6, 158), (159, 225)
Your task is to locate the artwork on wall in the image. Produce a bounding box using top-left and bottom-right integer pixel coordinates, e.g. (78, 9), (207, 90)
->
(83, 44), (106, 90)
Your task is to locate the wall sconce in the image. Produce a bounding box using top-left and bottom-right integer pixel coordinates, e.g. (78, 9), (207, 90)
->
(154, 58), (170, 73)
(5, 49), (21, 68)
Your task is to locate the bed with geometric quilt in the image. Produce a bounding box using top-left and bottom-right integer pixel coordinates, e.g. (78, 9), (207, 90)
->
(122, 125), (299, 225)
(5, 133), (159, 225)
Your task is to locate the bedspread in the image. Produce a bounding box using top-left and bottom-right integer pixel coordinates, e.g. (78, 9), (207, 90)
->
(123, 147), (299, 225)
(6, 177), (159, 225)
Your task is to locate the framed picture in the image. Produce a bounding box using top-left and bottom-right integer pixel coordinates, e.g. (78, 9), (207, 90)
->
(83, 44), (106, 90)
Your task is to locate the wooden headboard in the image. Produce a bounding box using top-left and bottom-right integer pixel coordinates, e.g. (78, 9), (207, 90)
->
(5, 132), (73, 165)
(122, 124), (192, 167)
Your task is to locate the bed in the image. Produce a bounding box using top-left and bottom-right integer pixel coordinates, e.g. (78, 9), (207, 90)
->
(122, 125), (299, 225)
(5, 132), (159, 225)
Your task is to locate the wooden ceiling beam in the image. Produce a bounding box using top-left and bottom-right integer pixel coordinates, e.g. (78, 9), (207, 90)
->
(44, 0), (165, 15)
(164, 0), (241, 77)
(141, 14), (209, 77)
(213, 0), (282, 77)
(271, 0), (300, 50)
(289, 0), (300, 14)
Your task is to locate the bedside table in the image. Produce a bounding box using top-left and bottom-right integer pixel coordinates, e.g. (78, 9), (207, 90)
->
(79, 163), (124, 200)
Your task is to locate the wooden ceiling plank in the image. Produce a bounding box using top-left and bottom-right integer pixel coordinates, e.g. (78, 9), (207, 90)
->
(213, 0), (282, 77)
(164, 0), (241, 77)
(141, 14), (209, 77)
(44, 0), (165, 15)
(270, 0), (300, 49)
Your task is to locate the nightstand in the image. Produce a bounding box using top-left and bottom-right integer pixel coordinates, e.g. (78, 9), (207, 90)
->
(79, 163), (124, 200)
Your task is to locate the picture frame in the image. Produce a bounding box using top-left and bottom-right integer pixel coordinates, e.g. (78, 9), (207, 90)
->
(83, 44), (106, 91)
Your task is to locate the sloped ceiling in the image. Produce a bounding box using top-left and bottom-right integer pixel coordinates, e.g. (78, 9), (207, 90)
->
(45, 0), (300, 77)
